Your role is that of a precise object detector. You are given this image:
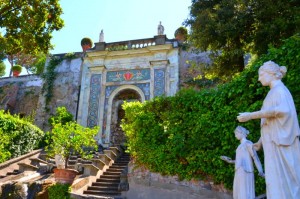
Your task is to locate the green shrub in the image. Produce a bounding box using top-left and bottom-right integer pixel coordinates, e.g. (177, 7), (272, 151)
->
(48, 106), (74, 127)
(121, 34), (300, 194)
(45, 121), (99, 168)
(80, 37), (93, 47)
(0, 111), (44, 162)
(0, 129), (10, 162)
(48, 183), (71, 199)
(12, 64), (22, 72)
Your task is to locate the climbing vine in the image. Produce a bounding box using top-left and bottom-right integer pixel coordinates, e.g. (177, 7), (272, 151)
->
(41, 55), (63, 109)
(41, 53), (78, 111)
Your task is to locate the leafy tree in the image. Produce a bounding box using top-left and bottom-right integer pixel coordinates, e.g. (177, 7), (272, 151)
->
(0, 0), (64, 75)
(12, 52), (47, 75)
(0, 61), (5, 77)
(184, 0), (300, 78)
(48, 106), (74, 127)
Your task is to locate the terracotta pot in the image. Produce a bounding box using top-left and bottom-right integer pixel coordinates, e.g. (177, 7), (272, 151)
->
(13, 71), (21, 77)
(81, 44), (91, 52)
(53, 168), (78, 184)
(175, 34), (186, 43)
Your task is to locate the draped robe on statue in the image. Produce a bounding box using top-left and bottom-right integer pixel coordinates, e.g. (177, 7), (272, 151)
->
(233, 140), (256, 199)
(260, 81), (300, 199)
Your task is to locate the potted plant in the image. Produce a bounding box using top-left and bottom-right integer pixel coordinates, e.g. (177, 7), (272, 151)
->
(174, 27), (188, 43)
(45, 120), (99, 184)
(80, 37), (93, 52)
(12, 65), (22, 77)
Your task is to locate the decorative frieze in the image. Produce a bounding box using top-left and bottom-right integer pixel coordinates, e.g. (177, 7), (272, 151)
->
(107, 69), (150, 82)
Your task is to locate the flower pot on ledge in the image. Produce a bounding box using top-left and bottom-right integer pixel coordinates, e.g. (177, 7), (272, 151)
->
(53, 168), (78, 184)
(12, 65), (22, 77)
(13, 71), (21, 77)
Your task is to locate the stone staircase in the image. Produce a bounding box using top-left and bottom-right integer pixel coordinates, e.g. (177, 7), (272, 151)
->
(83, 152), (130, 198)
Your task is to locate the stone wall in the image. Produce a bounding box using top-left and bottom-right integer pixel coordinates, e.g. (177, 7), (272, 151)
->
(178, 48), (211, 89)
(0, 75), (42, 117)
(0, 58), (82, 132)
(124, 162), (233, 199)
(35, 57), (82, 131)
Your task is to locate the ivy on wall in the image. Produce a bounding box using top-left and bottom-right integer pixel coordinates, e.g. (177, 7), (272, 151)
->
(41, 56), (63, 109)
(121, 34), (300, 194)
(41, 53), (77, 111)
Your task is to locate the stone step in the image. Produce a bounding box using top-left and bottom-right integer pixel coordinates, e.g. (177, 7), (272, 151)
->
(92, 182), (119, 187)
(87, 186), (119, 192)
(103, 171), (122, 175)
(96, 178), (120, 183)
(83, 151), (130, 198)
(83, 190), (121, 196)
(100, 175), (120, 180)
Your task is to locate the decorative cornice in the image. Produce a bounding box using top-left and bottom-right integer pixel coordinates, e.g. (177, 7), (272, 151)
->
(149, 60), (170, 66)
(88, 65), (106, 72)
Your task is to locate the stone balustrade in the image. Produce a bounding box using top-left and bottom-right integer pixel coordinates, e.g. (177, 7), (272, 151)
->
(93, 35), (177, 52)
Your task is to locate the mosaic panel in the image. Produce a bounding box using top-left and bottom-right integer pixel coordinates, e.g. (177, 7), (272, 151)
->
(154, 69), (165, 97)
(87, 74), (101, 128)
(107, 69), (150, 82)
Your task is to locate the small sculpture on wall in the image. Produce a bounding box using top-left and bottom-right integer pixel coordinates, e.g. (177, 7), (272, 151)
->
(221, 126), (264, 199)
(99, 29), (104, 42)
(157, 21), (164, 35)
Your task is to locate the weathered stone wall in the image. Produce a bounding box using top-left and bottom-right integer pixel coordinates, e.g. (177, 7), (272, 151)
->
(0, 58), (82, 132)
(124, 162), (233, 199)
(0, 75), (42, 117)
(35, 57), (82, 131)
(179, 48), (211, 89)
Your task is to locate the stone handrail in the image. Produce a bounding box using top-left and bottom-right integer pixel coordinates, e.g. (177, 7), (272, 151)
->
(0, 149), (42, 169)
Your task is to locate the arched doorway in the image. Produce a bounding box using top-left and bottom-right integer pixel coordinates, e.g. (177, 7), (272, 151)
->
(109, 88), (142, 146)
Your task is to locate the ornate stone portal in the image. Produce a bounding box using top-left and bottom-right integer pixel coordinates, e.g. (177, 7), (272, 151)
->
(77, 35), (179, 147)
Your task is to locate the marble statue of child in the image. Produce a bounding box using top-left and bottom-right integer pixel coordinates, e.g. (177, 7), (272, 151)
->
(221, 126), (264, 199)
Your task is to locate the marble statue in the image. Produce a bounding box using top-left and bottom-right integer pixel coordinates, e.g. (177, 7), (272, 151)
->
(99, 29), (104, 42)
(157, 21), (164, 35)
(221, 126), (264, 199)
(237, 60), (300, 199)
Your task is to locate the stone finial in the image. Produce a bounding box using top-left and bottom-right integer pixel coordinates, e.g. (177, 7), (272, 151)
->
(99, 29), (104, 42)
(157, 21), (164, 35)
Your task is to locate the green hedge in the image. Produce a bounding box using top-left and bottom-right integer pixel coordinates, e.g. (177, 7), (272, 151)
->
(121, 34), (300, 194)
(0, 111), (44, 163)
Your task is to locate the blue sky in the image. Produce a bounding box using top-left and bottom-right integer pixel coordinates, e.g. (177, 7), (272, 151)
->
(50, 0), (192, 54)
(5, 0), (192, 76)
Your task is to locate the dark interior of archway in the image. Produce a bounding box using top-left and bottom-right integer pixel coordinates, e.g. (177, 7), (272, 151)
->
(114, 89), (141, 102)
(114, 89), (141, 123)
(111, 89), (142, 146)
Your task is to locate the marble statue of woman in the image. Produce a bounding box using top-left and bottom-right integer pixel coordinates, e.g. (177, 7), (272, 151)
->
(237, 61), (300, 199)
(157, 21), (164, 35)
(99, 29), (104, 42)
(221, 126), (264, 199)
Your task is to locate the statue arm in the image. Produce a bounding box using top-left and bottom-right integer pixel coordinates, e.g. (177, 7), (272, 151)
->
(220, 156), (235, 164)
(237, 107), (287, 122)
(247, 144), (265, 177)
(253, 137), (263, 151)
(238, 89), (290, 122)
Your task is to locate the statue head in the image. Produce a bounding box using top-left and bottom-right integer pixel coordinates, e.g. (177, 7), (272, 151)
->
(259, 61), (287, 80)
(234, 126), (249, 139)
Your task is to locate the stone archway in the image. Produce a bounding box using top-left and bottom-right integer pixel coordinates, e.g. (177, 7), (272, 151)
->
(108, 87), (143, 146)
